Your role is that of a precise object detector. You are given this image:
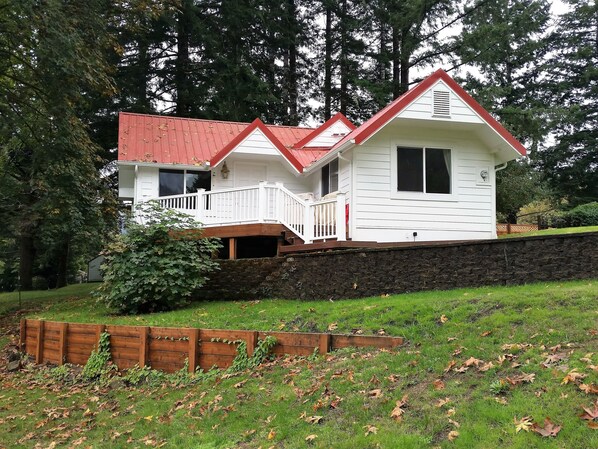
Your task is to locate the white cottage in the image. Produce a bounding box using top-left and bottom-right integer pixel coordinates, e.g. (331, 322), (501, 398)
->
(118, 69), (525, 258)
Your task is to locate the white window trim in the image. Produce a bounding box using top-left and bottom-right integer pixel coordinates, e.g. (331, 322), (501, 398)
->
(389, 139), (459, 202)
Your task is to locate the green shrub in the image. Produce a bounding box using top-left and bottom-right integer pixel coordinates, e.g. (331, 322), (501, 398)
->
(82, 332), (113, 381)
(96, 202), (221, 314)
(564, 202), (598, 227)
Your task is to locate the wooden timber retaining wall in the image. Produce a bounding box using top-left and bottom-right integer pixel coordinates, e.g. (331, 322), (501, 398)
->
(19, 319), (404, 373)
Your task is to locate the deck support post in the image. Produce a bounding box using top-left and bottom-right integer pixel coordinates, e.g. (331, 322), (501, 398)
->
(229, 238), (237, 260)
(336, 192), (347, 241)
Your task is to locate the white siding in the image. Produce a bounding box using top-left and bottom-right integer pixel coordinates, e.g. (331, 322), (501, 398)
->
(304, 121), (352, 147)
(231, 129), (280, 156)
(398, 80), (483, 124)
(212, 155), (312, 195)
(352, 127), (495, 243)
(118, 165), (135, 199)
(339, 155), (351, 202)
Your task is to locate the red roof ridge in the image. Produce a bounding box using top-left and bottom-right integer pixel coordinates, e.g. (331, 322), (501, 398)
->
(332, 69), (525, 156)
(118, 111), (315, 131)
(293, 112), (356, 148)
(209, 118), (304, 172)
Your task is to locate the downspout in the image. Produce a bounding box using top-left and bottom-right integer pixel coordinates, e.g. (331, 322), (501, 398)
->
(338, 152), (351, 240)
(133, 164), (139, 210)
(495, 162), (508, 172)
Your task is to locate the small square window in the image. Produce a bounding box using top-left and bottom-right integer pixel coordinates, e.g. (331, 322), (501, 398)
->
(397, 147), (451, 194)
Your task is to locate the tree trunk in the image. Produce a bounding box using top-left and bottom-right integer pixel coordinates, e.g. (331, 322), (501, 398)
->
(339, 0), (348, 116)
(286, 0), (299, 125)
(324, 4), (333, 121)
(18, 230), (35, 291)
(175, 0), (192, 116)
(392, 26), (401, 98)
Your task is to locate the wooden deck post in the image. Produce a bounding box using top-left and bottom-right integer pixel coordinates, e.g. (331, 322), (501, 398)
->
(19, 319), (26, 352)
(246, 331), (259, 357)
(58, 322), (68, 365)
(139, 327), (149, 367)
(319, 333), (331, 354)
(35, 320), (45, 364)
(188, 328), (200, 373)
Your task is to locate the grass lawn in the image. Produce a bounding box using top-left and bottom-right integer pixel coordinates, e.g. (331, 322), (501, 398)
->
(499, 225), (598, 239)
(0, 280), (597, 448)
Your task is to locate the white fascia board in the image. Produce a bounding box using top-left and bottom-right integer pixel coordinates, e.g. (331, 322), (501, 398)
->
(303, 139), (355, 173)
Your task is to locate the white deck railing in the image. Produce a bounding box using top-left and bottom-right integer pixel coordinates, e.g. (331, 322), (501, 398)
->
(148, 182), (346, 244)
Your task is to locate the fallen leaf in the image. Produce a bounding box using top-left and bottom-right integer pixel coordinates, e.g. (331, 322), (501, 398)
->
(579, 399), (598, 424)
(514, 416), (533, 433)
(435, 397), (451, 408)
(444, 360), (456, 373)
(480, 330), (492, 337)
(390, 395), (408, 422)
(327, 322), (338, 331)
(562, 369), (586, 385)
(579, 383), (598, 394)
(363, 424), (378, 436)
(267, 429), (276, 440)
(305, 434), (318, 442)
(506, 372), (535, 385)
(531, 417), (562, 438)
(448, 418), (460, 428)
(447, 430), (459, 441)
(433, 379), (445, 390)
(305, 416), (323, 424)
(368, 389), (383, 398)
(439, 315), (449, 324)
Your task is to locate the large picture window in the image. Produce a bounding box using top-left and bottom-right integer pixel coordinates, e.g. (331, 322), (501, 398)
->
(159, 169), (211, 197)
(397, 147), (451, 194)
(321, 159), (339, 196)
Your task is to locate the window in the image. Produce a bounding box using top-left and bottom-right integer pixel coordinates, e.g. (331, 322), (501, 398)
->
(159, 169), (211, 197)
(397, 147), (451, 194)
(321, 159), (339, 196)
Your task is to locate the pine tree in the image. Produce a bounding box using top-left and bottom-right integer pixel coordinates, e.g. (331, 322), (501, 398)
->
(538, 0), (598, 204)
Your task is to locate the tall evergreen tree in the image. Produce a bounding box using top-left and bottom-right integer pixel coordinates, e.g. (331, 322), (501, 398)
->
(456, 0), (552, 153)
(0, 0), (116, 289)
(538, 0), (598, 204)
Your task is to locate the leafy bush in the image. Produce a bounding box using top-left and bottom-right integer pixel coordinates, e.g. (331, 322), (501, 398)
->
(565, 202), (598, 227)
(97, 202), (221, 314)
(228, 336), (277, 373)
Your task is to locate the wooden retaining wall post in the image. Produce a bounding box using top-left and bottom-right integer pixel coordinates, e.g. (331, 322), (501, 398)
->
(319, 333), (331, 354)
(139, 327), (149, 367)
(19, 319), (26, 352)
(188, 328), (200, 373)
(246, 331), (258, 357)
(58, 322), (68, 365)
(95, 324), (106, 350)
(35, 320), (45, 364)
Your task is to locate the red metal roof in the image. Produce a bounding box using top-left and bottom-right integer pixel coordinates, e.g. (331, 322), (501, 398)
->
(118, 113), (319, 167)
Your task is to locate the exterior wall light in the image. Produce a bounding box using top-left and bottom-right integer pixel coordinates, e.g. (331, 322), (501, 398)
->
(221, 161), (230, 179)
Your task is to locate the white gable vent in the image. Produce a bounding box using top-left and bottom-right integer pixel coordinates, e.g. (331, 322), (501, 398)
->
(433, 90), (451, 117)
